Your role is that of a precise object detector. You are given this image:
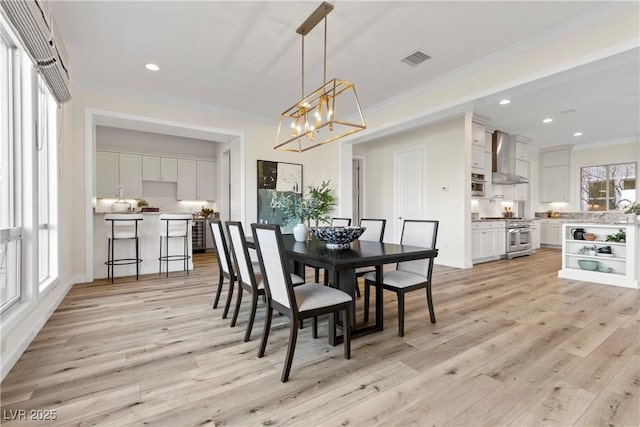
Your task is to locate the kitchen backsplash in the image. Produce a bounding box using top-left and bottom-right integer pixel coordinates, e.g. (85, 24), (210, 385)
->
(534, 211), (628, 222)
(95, 197), (216, 214)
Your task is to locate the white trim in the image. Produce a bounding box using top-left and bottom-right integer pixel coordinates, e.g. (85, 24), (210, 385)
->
(572, 137), (639, 150)
(0, 273), (82, 381)
(83, 108), (246, 281)
(352, 155), (366, 222)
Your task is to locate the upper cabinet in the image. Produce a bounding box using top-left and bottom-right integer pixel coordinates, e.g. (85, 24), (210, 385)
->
(95, 151), (142, 199)
(177, 159), (215, 201)
(540, 145), (573, 203)
(142, 156), (178, 182)
(471, 122), (486, 171)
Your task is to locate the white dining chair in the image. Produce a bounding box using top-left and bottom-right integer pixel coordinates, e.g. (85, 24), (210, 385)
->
(226, 221), (303, 341)
(252, 223), (353, 382)
(363, 219), (439, 337)
(209, 220), (239, 319)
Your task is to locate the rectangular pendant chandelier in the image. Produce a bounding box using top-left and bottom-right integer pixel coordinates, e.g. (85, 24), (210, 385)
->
(274, 2), (366, 152)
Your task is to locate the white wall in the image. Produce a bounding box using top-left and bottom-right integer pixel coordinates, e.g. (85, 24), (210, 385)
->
(353, 116), (468, 268)
(536, 140), (639, 212)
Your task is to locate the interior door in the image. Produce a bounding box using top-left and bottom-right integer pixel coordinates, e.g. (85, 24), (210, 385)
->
(393, 147), (424, 242)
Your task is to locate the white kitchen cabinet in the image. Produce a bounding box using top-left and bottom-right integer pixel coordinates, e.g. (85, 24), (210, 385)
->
(472, 221), (506, 263)
(143, 156), (178, 182)
(531, 221), (541, 250)
(540, 146), (572, 203)
(118, 154), (143, 199)
(96, 151), (118, 198)
(541, 165), (570, 203)
(196, 160), (215, 201)
(472, 122), (485, 147)
(95, 151), (142, 199)
(540, 220), (563, 246)
(515, 140), (529, 161)
(559, 223), (638, 288)
(472, 145), (485, 171)
(177, 159), (215, 201)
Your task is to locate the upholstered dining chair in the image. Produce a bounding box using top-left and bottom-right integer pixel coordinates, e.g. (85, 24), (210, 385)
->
(363, 219), (439, 337)
(312, 217), (353, 283)
(353, 218), (387, 297)
(226, 221), (304, 341)
(251, 223), (353, 383)
(209, 221), (239, 319)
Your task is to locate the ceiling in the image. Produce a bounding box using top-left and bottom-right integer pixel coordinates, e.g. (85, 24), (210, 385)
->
(49, 1), (639, 148)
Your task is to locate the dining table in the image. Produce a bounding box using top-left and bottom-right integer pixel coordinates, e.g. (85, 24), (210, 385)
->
(247, 233), (438, 346)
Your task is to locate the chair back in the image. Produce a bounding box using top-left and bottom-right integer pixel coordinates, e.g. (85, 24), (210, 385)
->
(359, 218), (386, 242)
(251, 224), (295, 310)
(331, 218), (352, 227)
(159, 213), (191, 237)
(225, 221), (256, 288)
(104, 214), (143, 239)
(397, 220), (439, 277)
(209, 221), (233, 276)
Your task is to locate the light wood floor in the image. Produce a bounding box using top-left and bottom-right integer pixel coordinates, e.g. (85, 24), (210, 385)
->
(1, 248), (638, 426)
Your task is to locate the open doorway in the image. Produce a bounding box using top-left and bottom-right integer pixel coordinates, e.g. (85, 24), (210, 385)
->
(352, 157), (364, 225)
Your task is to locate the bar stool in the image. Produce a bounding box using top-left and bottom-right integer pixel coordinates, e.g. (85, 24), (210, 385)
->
(104, 214), (143, 283)
(158, 214), (192, 277)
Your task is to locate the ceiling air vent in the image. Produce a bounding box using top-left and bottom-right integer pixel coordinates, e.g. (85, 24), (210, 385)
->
(401, 50), (431, 67)
(560, 108), (578, 114)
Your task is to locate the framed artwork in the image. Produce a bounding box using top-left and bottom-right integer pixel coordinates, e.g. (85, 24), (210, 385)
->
(257, 160), (302, 232)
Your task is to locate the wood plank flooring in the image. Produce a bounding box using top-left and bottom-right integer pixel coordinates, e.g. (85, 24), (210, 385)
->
(1, 248), (639, 426)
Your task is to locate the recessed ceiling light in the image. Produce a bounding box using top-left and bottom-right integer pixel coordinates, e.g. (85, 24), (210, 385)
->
(145, 63), (160, 71)
(542, 118), (553, 123)
(573, 132), (583, 137)
(499, 99), (511, 105)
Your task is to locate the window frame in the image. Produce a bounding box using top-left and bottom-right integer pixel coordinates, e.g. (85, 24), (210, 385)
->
(580, 161), (637, 212)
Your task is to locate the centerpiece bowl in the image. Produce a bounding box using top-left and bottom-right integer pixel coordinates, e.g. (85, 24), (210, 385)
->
(309, 226), (366, 249)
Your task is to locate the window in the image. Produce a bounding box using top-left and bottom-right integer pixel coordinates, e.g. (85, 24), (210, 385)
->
(0, 29), (20, 313)
(37, 79), (58, 289)
(581, 162), (637, 211)
(0, 16), (60, 315)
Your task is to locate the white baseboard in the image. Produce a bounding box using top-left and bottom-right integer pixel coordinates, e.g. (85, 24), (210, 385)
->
(1, 274), (83, 381)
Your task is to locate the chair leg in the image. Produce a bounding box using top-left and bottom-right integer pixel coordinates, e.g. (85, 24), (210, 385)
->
(281, 318), (299, 383)
(244, 292), (259, 342)
(258, 304), (273, 358)
(230, 285), (243, 327)
(343, 304), (351, 359)
(426, 283), (436, 323)
(158, 236), (162, 275)
(107, 239), (111, 280)
(184, 236), (188, 275)
(165, 235), (169, 278)
(135, 237), (140, 281)
(110, 238), (115, 283)
(213, 274), (224, 309)
(397, 292), (405, 337)
(222, 277), (235, 319)
(312, 316), (318, 339)
(363, 280), (371, 322)
(355, 281), (361, 298)
(314, 266), (320, 283)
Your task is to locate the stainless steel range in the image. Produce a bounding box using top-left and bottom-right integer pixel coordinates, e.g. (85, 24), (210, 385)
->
(504, 219), (533, 259)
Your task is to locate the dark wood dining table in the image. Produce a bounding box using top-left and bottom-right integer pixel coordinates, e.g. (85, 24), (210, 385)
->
(247, 234), (438, 346)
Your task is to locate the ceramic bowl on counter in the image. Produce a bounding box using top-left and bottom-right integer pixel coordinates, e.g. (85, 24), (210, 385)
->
(598, 266), (613, 273)
(578, 259), (600, 271)
(309, 226), (366, 249)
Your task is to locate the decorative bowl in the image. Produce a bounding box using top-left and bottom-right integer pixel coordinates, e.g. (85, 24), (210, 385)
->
(309, 226), (366, 249)
(578, 259), (600, 271)
(598, 266), (613, 273)
(584, 233), (596, 241)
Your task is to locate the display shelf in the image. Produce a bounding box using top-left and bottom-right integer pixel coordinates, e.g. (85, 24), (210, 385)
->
(559, 223), (638, 289)
(565, 253), (625, 262)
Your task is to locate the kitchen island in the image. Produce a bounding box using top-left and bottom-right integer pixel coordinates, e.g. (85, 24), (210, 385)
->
(558, 222), (638, 288)
(93, 212), (195, 279)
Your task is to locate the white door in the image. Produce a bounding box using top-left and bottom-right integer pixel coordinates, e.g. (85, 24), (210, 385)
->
(393, 147), (424, 242)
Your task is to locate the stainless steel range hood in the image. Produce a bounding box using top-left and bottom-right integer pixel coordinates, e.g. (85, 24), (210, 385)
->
(492, 131), (529, 184)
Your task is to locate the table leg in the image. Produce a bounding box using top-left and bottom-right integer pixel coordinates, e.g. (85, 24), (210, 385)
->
(375, 264), (384, 331)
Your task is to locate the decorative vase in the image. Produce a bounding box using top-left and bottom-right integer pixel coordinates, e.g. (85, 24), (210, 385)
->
(293, 223), (308, 242)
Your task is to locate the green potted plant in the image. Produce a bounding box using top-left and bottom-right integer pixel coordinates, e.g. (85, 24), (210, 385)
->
(625, 202), (640, 223)
(272, 180), (336, 241)
(136, 199), (149, 212)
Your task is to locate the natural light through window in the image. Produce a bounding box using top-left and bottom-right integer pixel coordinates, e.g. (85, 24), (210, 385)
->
(580, 162), (637, 211)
